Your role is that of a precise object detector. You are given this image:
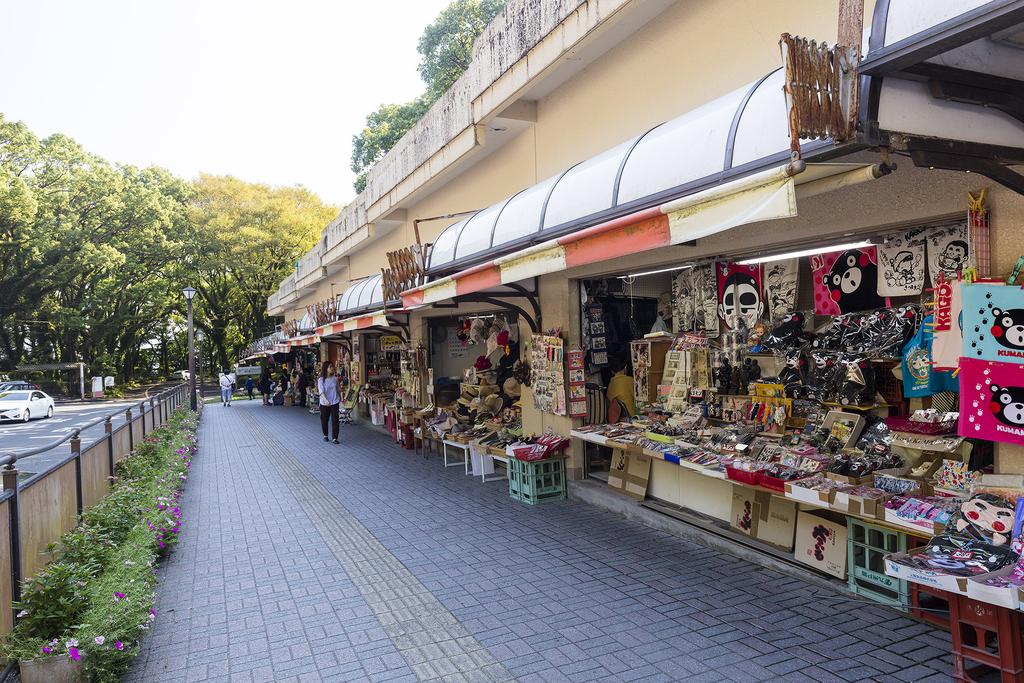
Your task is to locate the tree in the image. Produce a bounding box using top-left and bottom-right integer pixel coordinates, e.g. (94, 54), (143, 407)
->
(183, 175), (336, 370)
(349, 0), (506, 193)
(418, 0), (505, 101)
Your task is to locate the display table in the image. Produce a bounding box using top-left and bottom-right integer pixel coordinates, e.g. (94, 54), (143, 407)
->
(469, 441), (509, 483)
(442, 440), (471, 474)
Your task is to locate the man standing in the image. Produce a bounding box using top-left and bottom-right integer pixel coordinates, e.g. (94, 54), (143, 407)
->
(218, 369), (234, 407)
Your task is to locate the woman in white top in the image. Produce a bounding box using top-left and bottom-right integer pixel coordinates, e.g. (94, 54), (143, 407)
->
(317, 361), (341, 444)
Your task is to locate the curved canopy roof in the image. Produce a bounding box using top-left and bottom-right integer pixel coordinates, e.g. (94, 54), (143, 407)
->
(428, 68), (798, 273)
(335, 274), (384, 317)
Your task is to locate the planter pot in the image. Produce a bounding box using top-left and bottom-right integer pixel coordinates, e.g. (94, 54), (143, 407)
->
(19, 655), (83, 683)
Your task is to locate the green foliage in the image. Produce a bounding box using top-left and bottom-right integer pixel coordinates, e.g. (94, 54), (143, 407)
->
(0, 113), (335, 382)
(349, 0), (505, 192)
(2, 409), (197, 682)
(418, 0), (505, 101)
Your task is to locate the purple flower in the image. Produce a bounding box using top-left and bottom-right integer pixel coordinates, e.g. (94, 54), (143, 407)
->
(41, 646), (52, 655)
(115, 641), (124, 651)
(68, 647), (80, 661)
(114, 592), (125, 601)
(149, 608), (157, 620)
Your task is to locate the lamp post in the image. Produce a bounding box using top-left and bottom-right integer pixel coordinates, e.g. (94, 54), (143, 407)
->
(183, 286), (197, 410)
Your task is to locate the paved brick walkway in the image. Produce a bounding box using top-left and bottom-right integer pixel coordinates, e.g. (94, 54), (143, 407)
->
(125, 400), (955, 682)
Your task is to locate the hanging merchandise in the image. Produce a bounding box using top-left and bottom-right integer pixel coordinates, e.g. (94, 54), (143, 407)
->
(763, 258), (799, 320)
(932, 278), (967, 371)
(530, 333), (566, 415)
(716, 261), (764, 330)
(567, 348), (587, 417)
(811, 245), (886, 315)
(691, 262), (719, 336)
(672, 268), (696, 333)
(968, 190), (991, 278)
(958, 356), (1024, 445)
(961, 282), (1024, 364)
(877, 231), (925, 296)
(902, 315), (957, 398)
(584, 301), (609, 367)
(926, 223), (970, 282)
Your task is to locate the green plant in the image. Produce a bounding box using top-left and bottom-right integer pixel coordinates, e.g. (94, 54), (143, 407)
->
(1, 408), (198, 681)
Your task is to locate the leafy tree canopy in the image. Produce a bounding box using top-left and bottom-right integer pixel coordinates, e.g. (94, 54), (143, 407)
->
(349, 0), (505, 193)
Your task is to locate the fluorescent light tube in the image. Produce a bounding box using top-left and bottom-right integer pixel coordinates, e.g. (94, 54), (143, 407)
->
(618, 265), (694, 279)
(737, 240), (873, 265)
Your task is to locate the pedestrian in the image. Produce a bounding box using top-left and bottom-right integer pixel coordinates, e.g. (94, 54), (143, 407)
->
(245, 375), (255, 400)
(296, 367), (308, 408)
(258, 369), (271, 405)
(218, 368), (234, 407)
(317, 361), (341, 444)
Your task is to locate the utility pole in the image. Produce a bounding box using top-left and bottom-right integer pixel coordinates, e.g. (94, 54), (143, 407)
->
(183, 287), (197, 410)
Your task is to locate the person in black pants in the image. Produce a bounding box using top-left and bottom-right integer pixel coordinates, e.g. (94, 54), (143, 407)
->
(317, 361), (341, 444)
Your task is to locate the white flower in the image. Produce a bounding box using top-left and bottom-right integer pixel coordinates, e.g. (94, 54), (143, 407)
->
(16, 610), (27, 618)
(65, 639), (78, 649)
(94, 636), (105, 645)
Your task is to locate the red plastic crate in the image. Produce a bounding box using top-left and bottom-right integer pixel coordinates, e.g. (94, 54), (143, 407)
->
(725, 466), (761, 487)
(949, 593), (1024, 682)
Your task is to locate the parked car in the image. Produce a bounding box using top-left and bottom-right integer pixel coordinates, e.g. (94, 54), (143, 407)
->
(0, 390), (55, 422)
(0, 380), (40, 392)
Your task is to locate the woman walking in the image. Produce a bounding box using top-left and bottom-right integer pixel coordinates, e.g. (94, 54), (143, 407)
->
(258, 369), (272, 405)
(317, 361), (341, 444)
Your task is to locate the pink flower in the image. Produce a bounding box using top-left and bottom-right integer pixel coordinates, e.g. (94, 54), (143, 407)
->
(68, 647), (80, 661)
(113, 592), (125, 600)
(149, 608), (157, 620)
(115, 641), (124, 651)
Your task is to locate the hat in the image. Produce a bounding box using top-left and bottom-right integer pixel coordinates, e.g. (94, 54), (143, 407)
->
(457, 397), (472, 407)
(483, 394), (504, 415)
(496, 330), (510, 347)
(477, 383), (499, 398)
(502, 377), (521, 398)
(473, 355), (493, 371)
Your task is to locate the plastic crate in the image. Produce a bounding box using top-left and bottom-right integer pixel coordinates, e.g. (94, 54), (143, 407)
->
(950, 594), (1024, 681)
(847, 518), (910, 610)
(508, 456), (567, 505)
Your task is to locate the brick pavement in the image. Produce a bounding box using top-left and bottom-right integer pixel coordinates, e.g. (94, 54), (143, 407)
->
(125, 400), (955, 682)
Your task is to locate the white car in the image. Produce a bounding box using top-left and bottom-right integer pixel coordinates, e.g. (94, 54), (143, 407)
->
(0, 390), (55, 423)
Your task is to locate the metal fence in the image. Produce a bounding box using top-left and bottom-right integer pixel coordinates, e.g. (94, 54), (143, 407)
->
(0, 383), (190, 634)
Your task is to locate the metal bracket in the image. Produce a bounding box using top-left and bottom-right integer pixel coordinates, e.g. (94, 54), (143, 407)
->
(905, 137), (1024, 196)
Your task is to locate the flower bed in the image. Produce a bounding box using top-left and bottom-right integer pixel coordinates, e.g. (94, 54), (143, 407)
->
(3, 408), (199, 682)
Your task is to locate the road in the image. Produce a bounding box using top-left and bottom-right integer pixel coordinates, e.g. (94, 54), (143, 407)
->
(0, 399), (144, 475)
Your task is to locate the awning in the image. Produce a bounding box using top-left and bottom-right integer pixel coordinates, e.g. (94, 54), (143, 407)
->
(317, 310), (390, 336)
(401, 161), (886, 308)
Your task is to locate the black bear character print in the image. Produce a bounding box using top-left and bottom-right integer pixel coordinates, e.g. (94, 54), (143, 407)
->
(990, 308), (1024, 350)
(990, 385), (1024, 427)
(823, 249), (885, 313)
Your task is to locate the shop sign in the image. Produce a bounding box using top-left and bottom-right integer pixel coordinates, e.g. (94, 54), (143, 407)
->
(235, 366), (262, 377)
(380, 335), (403, 352)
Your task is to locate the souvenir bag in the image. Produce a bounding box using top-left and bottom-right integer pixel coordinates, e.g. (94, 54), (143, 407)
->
(926, 223), (970, 282)
(931, 278), (965, 371)
(810, 246), (886, 315)
(878, 231), (925, 296)
(672, 268), (696, 333)
(958, 356), (1024, 446)
(761, 311), (812, 351)
(902, 315), (957, 397)
(961, 283), (1024, 364)
(777, 349), (807, 399)
(764, 258), (799, 320)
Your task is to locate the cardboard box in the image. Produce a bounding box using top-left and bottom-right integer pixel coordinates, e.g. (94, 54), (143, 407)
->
(883, 508), (945, 536)
(995, 444), (1024, 475)
(966, 566), (1024, 609)
(607, 449), (652, 500)
(794, 511), (848, 579)
(784, 481), (832, 507)
(730, 488), (797, 551)
(884, 554), (970, 595)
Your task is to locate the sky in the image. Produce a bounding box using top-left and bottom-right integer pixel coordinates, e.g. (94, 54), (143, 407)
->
(0, 0), (453, 206)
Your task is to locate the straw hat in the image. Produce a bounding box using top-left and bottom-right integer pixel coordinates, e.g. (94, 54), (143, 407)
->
(483, 394), (504, 415)
(477, 383), (499, 398)
(502, 378), (521, 398)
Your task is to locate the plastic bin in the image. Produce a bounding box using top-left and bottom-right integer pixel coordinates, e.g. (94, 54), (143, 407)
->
(508, 457), (567, 505)
(847, 517), (910, 610)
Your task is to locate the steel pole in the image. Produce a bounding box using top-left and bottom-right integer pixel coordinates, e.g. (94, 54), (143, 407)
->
(187, 299), (197, 410)
(198, 338), (204, 404)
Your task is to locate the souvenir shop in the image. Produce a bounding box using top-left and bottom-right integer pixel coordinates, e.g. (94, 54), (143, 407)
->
(556, 178), (1024, 672)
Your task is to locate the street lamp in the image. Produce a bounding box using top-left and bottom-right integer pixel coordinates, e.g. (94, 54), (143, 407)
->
(183, 286), (197, 410)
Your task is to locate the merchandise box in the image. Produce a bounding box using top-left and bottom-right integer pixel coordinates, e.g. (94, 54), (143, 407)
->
(794, 511), (847, 579)
(570, 429), (608, 445)
(821, 411), (866, 449)
(832, 490), (888, 519)
(784, 481), (832, 508)
(825, 472), (873, 486)
(756, 495), (797, 551)
(730, 487), (762, 537)
(883, 508), (945, 536)
(884, 554), (970, 594)
(608, 450), (652, 501)
(966, 566), (1024, 609)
